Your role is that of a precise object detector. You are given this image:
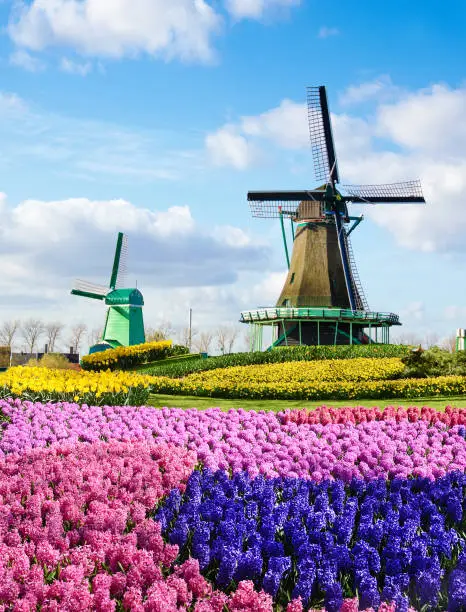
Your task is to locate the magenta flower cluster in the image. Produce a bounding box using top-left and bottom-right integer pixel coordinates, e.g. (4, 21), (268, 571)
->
(280, 404), (466, 426)
(1, 400), (465, 482)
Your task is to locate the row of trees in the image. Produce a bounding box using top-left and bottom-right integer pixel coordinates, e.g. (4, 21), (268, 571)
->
(391, 331), (457, 352)
(0, 319), (244, 356)
(145, 322), (242, 355)
(0, 320), (101, 354)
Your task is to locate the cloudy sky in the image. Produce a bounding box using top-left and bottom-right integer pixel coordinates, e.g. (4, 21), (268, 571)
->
(0, 0), (465, 351)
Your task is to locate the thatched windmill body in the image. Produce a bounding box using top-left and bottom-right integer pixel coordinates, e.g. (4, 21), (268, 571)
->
(242, 86), (425, 348)
(71, 232), (145, 353)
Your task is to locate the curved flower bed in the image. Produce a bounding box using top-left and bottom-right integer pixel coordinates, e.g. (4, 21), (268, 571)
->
(149, 371), (466, 400)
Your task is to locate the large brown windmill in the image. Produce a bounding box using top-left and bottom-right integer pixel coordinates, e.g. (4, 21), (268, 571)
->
(241, 86), (425, 349)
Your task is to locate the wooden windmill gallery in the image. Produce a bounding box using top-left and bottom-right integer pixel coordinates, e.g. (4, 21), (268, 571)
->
(241, 86), (426, 351)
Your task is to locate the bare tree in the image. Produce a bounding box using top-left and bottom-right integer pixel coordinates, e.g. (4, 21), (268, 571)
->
(45, 322), (64, 352)
(194, 331), (214, 354)
(441, 333), (457, 353)
(392, 331), (423, 347)
(88, 327), (103, 346)
(22, 319), (45, 353)
(0, 320), (20, 348)
(216, 325), (239, 355)
(422, 332), (440, 349)
(69, 323), (88, 353)
(178, 326), (198, 351)
(145, 320), (174, 342)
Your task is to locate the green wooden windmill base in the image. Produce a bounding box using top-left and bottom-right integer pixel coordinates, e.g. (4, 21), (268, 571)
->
(71, 233), (145, 354)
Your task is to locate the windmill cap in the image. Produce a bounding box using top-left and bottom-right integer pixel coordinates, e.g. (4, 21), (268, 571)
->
(105, 288), (144, 306)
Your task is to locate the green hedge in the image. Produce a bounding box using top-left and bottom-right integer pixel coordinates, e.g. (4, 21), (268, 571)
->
(135, 353), (204, 371)
(140, 344), (411, 378)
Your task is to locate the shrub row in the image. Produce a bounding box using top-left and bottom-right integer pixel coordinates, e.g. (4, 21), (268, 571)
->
(149, 372), (466, 400)
(81, 340), (188, 371)
(141, 344), (410, 378)
(401, 346), (466, 378)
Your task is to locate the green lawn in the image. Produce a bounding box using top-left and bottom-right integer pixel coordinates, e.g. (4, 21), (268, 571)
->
(148, 393), (466, 412)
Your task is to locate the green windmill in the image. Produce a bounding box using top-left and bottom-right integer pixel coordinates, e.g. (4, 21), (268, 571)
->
(71, 232), (145, 354)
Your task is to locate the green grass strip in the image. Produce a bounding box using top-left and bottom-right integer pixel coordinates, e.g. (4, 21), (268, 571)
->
(147, 393), (466, 412)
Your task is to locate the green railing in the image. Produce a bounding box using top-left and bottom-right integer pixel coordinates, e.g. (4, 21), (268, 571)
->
(240, 307), (400, 326)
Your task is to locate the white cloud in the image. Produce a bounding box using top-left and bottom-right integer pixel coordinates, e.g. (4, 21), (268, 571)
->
(215, 225), (251, 247)
(205, 99), (307, 169)
(339, 75), (399, 106)
(376, 84), (466, 155)
(226, 0), (300, 19)
(339, 84), (466, 253)
(206, 126), (257, 169)
(0, 92), (27, 114)
(400, 301), (425, 322)
(318, 26), (339, 38)
(60, 57), (92, 76)
(9, 49), (45, 72)
(0, 193), (268, 299)
(241, 99), (308, 149)
(9, 0), (221, 63)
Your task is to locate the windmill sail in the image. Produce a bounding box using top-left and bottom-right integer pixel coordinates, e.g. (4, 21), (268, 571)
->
(110, 232), (129, 290)
(341, 180), (425, 204)
(71, 279), (109, 300)
(307, 86), (340, 184)
(248, 190), (325, 218)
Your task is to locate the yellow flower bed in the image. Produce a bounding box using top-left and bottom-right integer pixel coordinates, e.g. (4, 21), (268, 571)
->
(81, 340), (182, 372)
(0, 367), (153, 406)
(171, 358), (405, 386)
(148, 356), (466, 400)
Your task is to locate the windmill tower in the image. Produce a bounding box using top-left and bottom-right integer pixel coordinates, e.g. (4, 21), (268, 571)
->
(242, 86), (426, 349)
(71, 232), (145, 353)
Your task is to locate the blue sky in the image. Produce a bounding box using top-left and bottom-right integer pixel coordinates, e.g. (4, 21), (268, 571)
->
(0, 0), (465, 351)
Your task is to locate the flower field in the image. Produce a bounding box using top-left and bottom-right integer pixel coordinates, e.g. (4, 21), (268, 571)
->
(0, 366), (153, 405)
(149, 363), (466, 400)
(0, 397), (465, 610)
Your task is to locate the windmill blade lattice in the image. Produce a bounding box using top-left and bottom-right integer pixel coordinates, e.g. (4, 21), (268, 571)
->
(307, 86), (340, 184)
(248, 201), (294, 218)
(72, 279), (109, 297)
(342, 180), (425, 203)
